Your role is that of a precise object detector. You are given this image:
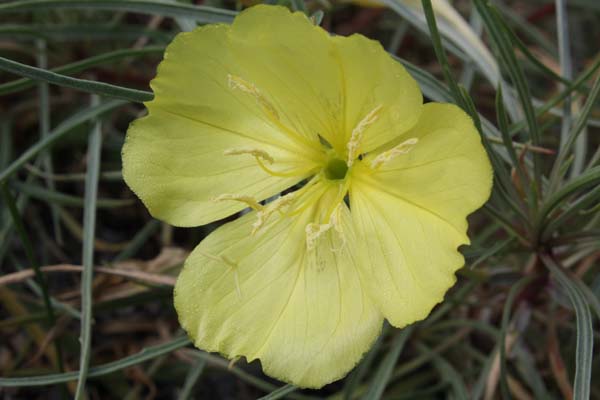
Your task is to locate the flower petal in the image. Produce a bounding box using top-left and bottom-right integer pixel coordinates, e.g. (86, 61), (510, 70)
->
(350, 103), (492, 327)
(123, 13), (331, 226)
(174, 183), (382, 388)
(331, 34), (423, 153)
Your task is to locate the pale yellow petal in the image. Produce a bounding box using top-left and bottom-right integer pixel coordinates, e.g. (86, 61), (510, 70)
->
(350, 102), (492, 327)
(174, 182), (382, 388)
(123, 17), (329, 226)
(331, 34), (423, 154)
(358, 102), (493, 232)
(122, 108), (314, 227)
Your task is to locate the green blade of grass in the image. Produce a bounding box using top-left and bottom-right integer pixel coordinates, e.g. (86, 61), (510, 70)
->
(0, 56), (152, 102)
(0, 336), (191, 387)
(418, 344), (469, 399)
(0, 99), (125, 184)
(536, 166), (600, 233)
(0, 183), (64, 372)
(74, 96), (103, 400)
(257, 384), (298, 400)
(459, 85), (529, 222)
(420, 0), (464, 106)
(499, 276), (534, 400)
(11, 181), (134, 208)
(361, 326), (413, 400)
(549, 73), (600, 192)
(0, 0), (236, 23)
(473, 0), (541, 187)
(496, 87), (532, 207)
(494, 2), (556, 56)
(0, 46), (164, 96)
(0, 24), (173, 43)
(35, 37), (62, 246)
(541, 254), (594, 400)
(186, 351), (318, 400)
(508, 55), (600, 136)
(542, 184), (600, 240)
(113, 220), (161, 262)
(177, 356), (207, 400)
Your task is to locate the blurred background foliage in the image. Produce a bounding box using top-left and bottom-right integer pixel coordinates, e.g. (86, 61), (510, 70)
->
(0, 0), (599, 399)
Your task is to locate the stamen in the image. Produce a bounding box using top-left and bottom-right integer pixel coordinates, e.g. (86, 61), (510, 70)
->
(225, 147), (308, 178)
(370, 138), (418, 170)
(212, 194), (263, 211)
(305, 204), (345, 251)
(228, 74), (279, 121)
(199, 251), (242, 299)
(252, 194), (295, 235)
(346, 105), (383, 167)
(224, 147), (274, 164)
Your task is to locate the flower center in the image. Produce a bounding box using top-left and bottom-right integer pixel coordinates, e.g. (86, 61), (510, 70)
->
(324, 158), (348, 180)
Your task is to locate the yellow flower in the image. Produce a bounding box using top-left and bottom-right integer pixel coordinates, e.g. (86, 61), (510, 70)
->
(122, 5), (492, 388)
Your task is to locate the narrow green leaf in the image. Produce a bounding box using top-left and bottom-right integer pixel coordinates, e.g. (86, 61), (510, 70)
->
(420, 0), (464, 106)
(74, 96), (103, 399)
(11, 181), (134, 208)
(257, 384), (298, 400)
(499, 276), (534, 400)
(492, 8), (571, 87)
(512, 343), (551, 400)
(541, 255), (593, 400)
(0, 336), (191, 387)
(0, 56), (152, 102)
(0, 24), (173, 43)
(113, 220), (162, 262)
(0, 99), (125, 183)
(361, 326), (413, 400)
(36, 37), (63, 245)
(473, 0), (541, 186)
(542, 184), (600, 240)
(549, 73), (600, 192)
(496, 87), (530, 202)
(177, 356), (207, 400)
(508, 55), (600, 136)
(0, 183), (64, 372)
(537, 166), (600, 233)
(0, 0), (236, 23)
(418, 344), (469, 400)
(0, 46), (164, 96)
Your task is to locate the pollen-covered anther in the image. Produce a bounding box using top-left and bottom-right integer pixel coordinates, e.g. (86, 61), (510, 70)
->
(228, 74), (279, 121)
(305, 204), (345, 251)
(212, 193), (263, 211)
(370, 137), (418, 170)
(346, 105), (383, 167)
(224, 147), (275, 164)
(252, 194), (295, 235)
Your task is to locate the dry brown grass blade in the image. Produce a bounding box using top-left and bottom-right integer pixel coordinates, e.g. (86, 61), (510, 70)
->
(0, 287), (58, 367)
(0, 264), (176, 287)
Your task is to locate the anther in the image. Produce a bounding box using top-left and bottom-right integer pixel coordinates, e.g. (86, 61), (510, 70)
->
(370, 138), (418, 170)
(224, 147), (274, 164)
(252, 194), (295, 235)
(347, 105), (383, 167)
(305, 204), (345, 251)
(228, 74), (279, 121)
(212, 194), (263, 211)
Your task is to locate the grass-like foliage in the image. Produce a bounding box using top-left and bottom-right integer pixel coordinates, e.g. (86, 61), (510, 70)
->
(0, 0), (599, 399)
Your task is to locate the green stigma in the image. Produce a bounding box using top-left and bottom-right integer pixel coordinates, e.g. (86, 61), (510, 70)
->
(324, 158), (348, 180)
